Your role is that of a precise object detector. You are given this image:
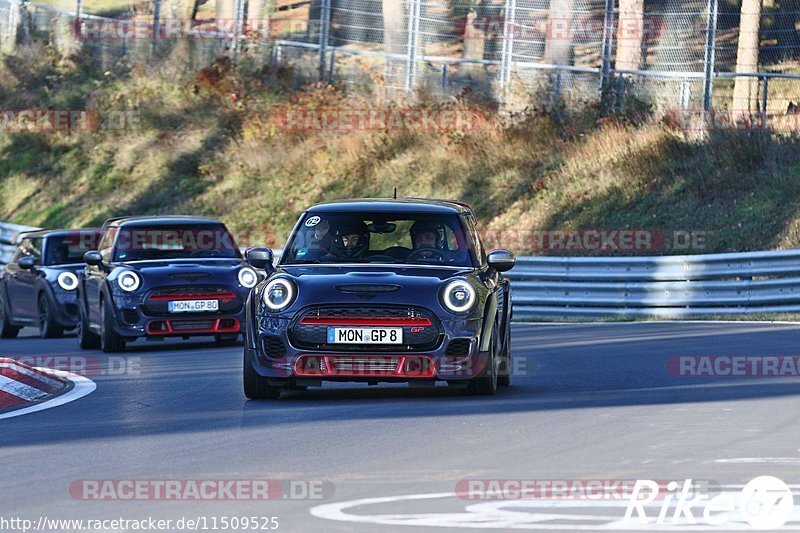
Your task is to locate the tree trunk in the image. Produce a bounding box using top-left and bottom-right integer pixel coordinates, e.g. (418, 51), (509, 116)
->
(543, 0), (574, 65)
(383, 0), (407, 86)
(732, 0), (762, 115)
(615, 0), (643, 71)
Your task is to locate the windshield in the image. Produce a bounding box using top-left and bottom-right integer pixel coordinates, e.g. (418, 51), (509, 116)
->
(282, 212), (477, 267)
(44, 232), (101, 265)
(112, 224), (241, 261)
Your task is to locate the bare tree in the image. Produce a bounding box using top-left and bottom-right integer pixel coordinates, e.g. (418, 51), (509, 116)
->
(615, 0), (644, 71)
(383, 0), (407, 85)
(543, 0), (575, 64)
(732, 0), (762, 114)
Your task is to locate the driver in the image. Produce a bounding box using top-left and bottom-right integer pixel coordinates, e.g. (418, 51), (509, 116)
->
(329, 220), (370, 260)
(409, 220), (448, 260)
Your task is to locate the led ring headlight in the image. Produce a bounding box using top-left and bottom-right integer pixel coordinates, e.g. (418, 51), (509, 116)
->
(262, 278), (295, 311)
(238, 267), (258, 289)
(57, 272), (79, 291)
(117, 271), (141, 292)
(442, 280), (476, 313)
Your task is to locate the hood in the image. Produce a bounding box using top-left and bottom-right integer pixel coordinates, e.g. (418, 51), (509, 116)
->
(271, 264), (478, 309)
(114, 259), (244, 273)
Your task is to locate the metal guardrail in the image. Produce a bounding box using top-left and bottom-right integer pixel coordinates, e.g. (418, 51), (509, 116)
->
(4, 219), (799, 319)
(509, 251), (800, 319)
(0, 221), (39, 265)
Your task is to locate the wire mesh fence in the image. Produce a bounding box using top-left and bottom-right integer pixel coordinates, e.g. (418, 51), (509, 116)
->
(1, 0), (800, 117)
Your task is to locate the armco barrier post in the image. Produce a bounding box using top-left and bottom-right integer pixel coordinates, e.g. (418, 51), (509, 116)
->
(318, 0), (331, 81)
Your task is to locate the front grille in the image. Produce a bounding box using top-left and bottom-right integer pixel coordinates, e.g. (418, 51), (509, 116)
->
(262, 335), (286, 358)
(331, 356), (400, 373)
(142, 286), (243, 317)
(171, 319), (216, 331)
(290, 305), (442, 352)
(121, 308), (140, 325)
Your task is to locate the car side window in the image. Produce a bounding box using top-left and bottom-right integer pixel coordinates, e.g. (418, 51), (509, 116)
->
(98, 228), (118, 263)
(15, 238), (42, 265)
(469, 223), (486, 267)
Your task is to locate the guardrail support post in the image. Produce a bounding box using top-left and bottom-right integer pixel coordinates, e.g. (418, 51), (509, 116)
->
(404, 0), (421, 94)
(151, 0), (161, 56)
(680, 79), (691, 109)
(318, 0), (331, 81)
(499, 0), (517, 100)
(598, 0), (614, 94)
(702, 0), (718, 113)
(761, 76), (769, 128)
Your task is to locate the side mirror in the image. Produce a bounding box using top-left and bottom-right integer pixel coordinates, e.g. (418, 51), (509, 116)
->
(84, 250), (103, 267)
(18, 256), (35, 270)
(247, 247), (274, 270)
(487, 250), (516, 273)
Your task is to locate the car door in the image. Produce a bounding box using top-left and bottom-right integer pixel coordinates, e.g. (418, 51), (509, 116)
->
(83, 228), (116, 326)
(5, 237), (44, 321)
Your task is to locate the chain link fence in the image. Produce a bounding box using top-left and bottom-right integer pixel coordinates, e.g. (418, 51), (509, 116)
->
(1, 0), (800, 114)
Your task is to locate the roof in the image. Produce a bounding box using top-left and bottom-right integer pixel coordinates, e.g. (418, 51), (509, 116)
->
(307, 198), (474, 215)
(104, 216), (225, 228)
(15, 228), (103, 239)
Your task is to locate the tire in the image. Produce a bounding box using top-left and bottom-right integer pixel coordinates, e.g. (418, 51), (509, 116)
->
(38, 293), (63, 339)
(100, 297), (126, 353)
(0, 289), (20, 339)
(468, 325), (499, 396)
(498, 315), (512, 387)
(77, 296), (100, 349)
(243, 349), (282, 400)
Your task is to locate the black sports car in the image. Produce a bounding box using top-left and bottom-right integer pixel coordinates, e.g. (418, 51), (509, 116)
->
(77, 216), (260, 352)
(0, 229), (103, 338)
(243, 198), (516, 399)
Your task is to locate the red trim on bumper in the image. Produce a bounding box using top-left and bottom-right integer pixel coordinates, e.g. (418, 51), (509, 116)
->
(149, 292), (236, 302)
(294, 355), (436, 378)
(146, 318), (240, 335)
(298, 317), (432, 327)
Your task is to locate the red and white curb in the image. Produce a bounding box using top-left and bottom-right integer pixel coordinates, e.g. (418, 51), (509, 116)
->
(0, 358), (95, 420)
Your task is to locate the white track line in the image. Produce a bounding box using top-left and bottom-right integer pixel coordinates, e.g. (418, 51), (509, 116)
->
(0, 369), (95, 421)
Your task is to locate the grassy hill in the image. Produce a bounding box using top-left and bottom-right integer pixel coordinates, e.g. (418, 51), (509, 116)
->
(2, 44), (800, 254)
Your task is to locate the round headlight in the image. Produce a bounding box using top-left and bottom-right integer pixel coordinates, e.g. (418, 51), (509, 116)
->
(262, 278), (295, 311)
(442, 280), (476, 313)
(238, 267), (258, 289)
(57, 272), (79, 291)
(117, 271), (141, 292)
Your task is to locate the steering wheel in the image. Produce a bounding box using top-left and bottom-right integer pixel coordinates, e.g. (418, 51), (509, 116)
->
(406, 248), (448, 262)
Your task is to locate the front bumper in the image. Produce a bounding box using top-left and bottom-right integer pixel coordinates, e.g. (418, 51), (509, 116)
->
(108, 290), (248, 338)
(247, 313), (489, 383)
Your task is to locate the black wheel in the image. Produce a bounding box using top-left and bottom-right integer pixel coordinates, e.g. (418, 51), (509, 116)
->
(100, 297), (126, 353)
(468, 325), (499, 396)
(77, 296), (100, 349)
(243, 349), (282, 400)
(38, 293), (63, 339)
(0, 290), (20, 339)
(498, 315), (512, 387)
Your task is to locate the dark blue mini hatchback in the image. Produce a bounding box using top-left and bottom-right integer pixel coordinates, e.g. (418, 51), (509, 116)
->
(243, 198), (516, 399)
(0, 229), (103, 338)
(77, 216), (259, 352)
